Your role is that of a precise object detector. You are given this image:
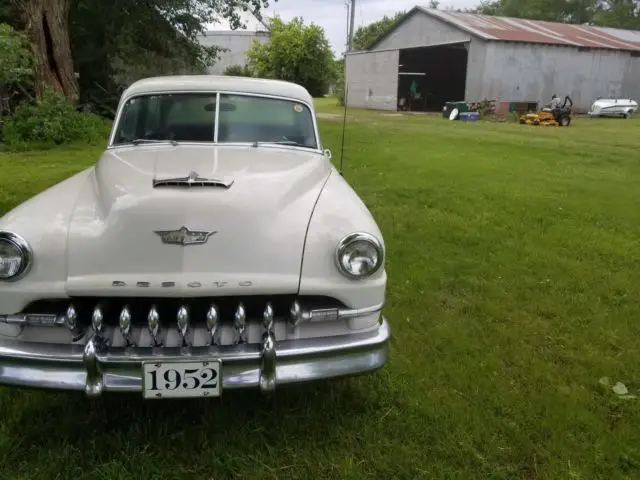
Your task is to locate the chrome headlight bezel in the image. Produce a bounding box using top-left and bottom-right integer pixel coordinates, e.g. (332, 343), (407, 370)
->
(0, 232), (33, 281)
(335, 232), (384, 280)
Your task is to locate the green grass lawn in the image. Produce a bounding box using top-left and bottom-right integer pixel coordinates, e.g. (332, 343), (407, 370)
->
(1, 103), (640, 479)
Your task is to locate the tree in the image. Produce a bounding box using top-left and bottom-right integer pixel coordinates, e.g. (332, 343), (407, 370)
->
(470, 0), (639, 28)
(12, 0), (79, 102)
(593, 0), (640, 29)
(8, 0), (276, 106)
(224, 64), (254, 76)
(246, 16), (336, 97)
(352, 11), (406, 50)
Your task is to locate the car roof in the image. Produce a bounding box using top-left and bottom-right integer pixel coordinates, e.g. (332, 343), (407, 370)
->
(121, 75), (314, 105)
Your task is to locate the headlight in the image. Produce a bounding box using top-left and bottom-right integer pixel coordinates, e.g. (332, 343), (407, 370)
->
(0, 232), (32, 281)
(335, 232), (384, 279)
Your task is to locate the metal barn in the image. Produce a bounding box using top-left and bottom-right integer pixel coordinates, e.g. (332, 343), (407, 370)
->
(344, 7), (640, 113)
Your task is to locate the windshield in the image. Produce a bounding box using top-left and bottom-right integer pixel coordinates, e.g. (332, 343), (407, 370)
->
(111, 92), (318, 149)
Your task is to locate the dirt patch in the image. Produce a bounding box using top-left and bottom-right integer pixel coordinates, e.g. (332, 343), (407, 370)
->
(316, 113), (343, 120)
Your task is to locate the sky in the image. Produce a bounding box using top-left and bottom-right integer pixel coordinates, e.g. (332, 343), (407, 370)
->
(209, 0), (482, 54)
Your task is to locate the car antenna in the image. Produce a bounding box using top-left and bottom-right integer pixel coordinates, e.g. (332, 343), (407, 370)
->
(338, 0), (356, 177)
(338, 85), (349, 177)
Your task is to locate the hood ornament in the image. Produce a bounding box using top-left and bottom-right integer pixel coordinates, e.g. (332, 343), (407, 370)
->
(153, 171), (234, 189)
(154, 226), (217, 246)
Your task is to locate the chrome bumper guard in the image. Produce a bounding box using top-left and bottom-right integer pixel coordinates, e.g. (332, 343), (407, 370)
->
(0, 318), (390, 397)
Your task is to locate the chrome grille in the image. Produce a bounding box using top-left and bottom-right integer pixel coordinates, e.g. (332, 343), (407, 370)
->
(21, 295), (344, 328)
(3, 295), (384, 349)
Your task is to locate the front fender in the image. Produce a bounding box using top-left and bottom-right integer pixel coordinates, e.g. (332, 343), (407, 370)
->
(298, 169), (386, 325)
(0, 168), (93, 314)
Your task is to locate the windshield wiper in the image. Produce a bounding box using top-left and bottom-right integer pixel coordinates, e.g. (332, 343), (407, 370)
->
(252, 140), (310, 148)
(131, 138), (178, 146)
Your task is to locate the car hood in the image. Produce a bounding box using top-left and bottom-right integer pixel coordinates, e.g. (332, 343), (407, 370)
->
(65, 144), (332, 296)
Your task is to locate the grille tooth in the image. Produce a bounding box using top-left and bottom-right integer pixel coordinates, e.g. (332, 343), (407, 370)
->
(263, 303), (274, 332)
(206, 304), (220, 346)
(290, 301), (302, 327)
(91, 304), (105, 339)
(177, 305), (190, 346)
(234, 303), (247, 344)
(148, 305), (161, 346)
(65, 304), (84, 341)
(119, 305), (134, 346)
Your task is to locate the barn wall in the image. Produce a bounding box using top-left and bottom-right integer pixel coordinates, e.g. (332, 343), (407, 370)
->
(374, 10), (471, 50)
(197, 31), (271, 74)
(478, 42), (640, 112)
(345, 50), (400, 110)
(465, 39), (488, 101)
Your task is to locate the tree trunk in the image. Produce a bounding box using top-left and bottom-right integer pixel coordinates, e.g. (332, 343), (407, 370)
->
(14, 0), (79, 103)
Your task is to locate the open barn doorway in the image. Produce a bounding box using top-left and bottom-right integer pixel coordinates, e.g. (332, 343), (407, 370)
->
(397, 43), (468, 112)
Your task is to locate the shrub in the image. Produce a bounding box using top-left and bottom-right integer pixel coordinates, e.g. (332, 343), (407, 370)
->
(223, 64), (253, 77)
(0, 23), (33, 88)
(2, 89), (111, 149)
(332, 58), (345, 106)
(335, 74), (345, 106)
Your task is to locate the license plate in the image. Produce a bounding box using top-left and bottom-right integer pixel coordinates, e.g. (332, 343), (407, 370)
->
(142, 360), (221, 399)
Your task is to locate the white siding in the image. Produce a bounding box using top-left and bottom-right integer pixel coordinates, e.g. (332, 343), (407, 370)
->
(465, 39), (488, 101)
(197, 31), (270, 74)
(345, 50), (399, 111)
(374, 10), (471, 50)
(477, 42), (640, 112)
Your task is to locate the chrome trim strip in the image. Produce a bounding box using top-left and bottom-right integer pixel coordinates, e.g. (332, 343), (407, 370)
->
(152, 170), (234, 189)
(304, 302), (385, 323)
(0, 313), (64, 326)
(0, 319), (390, 396)
(214, 91), (220, 143)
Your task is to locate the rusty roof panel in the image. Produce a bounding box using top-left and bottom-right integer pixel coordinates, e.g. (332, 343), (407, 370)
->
(420, 8), (640, 51)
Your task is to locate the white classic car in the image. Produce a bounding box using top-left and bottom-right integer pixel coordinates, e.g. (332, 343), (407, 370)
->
(0, 75), (390, 399)
(588, 98), (638, 118)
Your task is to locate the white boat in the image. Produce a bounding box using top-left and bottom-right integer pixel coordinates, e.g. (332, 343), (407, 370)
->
(588, 98), (638, 118)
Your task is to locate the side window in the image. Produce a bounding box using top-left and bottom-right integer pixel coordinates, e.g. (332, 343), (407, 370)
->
(115, 96), (162, 142)
(116, 98), (141, 141)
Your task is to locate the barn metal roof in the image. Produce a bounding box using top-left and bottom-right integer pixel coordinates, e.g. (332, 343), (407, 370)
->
(371, 6), (640, 52)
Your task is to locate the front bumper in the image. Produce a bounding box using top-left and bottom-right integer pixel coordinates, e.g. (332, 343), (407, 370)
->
(0, 318), (390, 397)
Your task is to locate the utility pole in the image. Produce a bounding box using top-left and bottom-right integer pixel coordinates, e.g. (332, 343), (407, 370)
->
(348, 0), (356, 51)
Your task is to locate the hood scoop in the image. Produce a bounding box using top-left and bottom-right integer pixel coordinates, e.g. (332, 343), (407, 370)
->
(153, 171), (235, 189)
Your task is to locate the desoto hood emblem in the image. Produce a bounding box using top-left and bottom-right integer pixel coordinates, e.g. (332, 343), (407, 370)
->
(154, 226), (217, 246)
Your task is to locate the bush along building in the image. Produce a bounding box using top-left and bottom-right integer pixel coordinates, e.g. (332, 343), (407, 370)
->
(344, 6), (640, 114)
